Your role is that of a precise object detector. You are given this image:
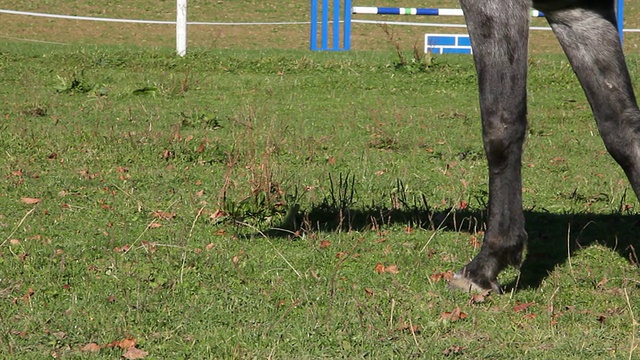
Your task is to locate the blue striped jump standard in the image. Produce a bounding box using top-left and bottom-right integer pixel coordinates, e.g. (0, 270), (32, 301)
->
(310, 1), (625, 51)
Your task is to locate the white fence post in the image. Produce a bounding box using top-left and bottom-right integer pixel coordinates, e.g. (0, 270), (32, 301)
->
(176, 0), (187, 56)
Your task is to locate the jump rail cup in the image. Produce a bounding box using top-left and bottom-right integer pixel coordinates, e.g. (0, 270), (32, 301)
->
(310, 1), (625, 51)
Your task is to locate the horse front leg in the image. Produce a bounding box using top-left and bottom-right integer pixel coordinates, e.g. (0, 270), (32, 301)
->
(449, 0), (531, 293)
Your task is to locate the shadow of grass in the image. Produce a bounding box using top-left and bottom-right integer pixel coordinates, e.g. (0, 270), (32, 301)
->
(266, 204), (639, 291)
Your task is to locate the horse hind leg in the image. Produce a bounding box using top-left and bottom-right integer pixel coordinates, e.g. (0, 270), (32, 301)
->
(449, 0), (531, 293)
(544, 2), (640, 202)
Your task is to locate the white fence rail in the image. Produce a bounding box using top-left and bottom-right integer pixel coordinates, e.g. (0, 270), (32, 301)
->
(1, 2), (639, 55)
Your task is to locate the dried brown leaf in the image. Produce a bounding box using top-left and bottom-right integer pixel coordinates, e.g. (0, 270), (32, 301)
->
(21, 197), (41, 205)
(595, 277), (609, 289)
(374, 262), (385, 274)
(81, 343), (101, 352)
(119, 338), (137, 350)
(443, 345), (465, 356)
(384, 264), (399, 274)
(513, 302), (535, 313)
(122, 346), (148, 359)
(441, 307), (467, 322)
(196, 141), (206, 153)
(106, 338), (136, 350)
(319, 240), (332, 249)
(430, 270), (454, 282)
(469, 235), (481, 248)
(210, 209), (227, 220)
(364, 288), (374, 296)
(310, 270), (320, 280)
(152, 211), (176, 220)
(468, 291), (490, 305)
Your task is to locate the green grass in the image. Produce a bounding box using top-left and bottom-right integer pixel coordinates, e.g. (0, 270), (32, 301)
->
(0, 41), (640, 358)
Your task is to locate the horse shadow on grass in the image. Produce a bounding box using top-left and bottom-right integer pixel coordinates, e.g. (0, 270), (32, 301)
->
(265, 203), (639, 291)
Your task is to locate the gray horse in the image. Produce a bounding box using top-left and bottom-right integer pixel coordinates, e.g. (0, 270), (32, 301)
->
(449, 0), (640, 293)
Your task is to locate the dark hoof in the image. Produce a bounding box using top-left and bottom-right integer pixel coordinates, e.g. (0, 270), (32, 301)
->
(448, 273), (503, 294)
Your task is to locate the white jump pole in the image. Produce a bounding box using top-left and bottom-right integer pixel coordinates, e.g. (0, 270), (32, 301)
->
(176, 0), (187, 56)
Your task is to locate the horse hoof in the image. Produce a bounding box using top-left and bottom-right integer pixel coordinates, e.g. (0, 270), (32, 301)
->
(448, 273), (502, 294)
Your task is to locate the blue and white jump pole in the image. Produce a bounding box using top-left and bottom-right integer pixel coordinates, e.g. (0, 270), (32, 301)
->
(310, 1), (625, 51)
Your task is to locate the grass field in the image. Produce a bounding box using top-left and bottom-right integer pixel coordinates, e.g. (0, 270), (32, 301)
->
(1, 1), (640, 359)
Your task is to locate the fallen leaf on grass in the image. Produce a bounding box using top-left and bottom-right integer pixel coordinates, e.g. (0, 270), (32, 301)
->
(595, 277), (609, 289)
(319, 240), (332, 249)
(374, 263), (385, 274)
(469, 234), (481, 248)
(513, 302), (535, 312)
(13, 288), (35, 304)
(430, 270), (454, 282)
(196, 141), (206, 153)
(81, 343), (101, 352)
(21, 197), (41, 205)
(374, 263), (399, 274)
(443, 345), (465, 356)
(397, 321), (419, 333)
(441, 307), (467, 322)
(232, 255), (240, 266)
(310, 270), (320, 280)
(114, 245), (130, 253)
(210, 209), (227, 221)
(468, 291), (490, 305)
(141, 241), (157, 253)
(122, 346), (148, 359)
(9, 330), (27, 337)
(152, 211), (176, 220)
(384, 264), (399, 274)
(364, 288), (374, 296)
(105, 338), (136, 349)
